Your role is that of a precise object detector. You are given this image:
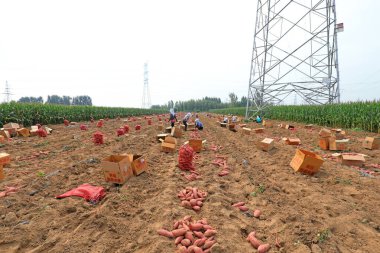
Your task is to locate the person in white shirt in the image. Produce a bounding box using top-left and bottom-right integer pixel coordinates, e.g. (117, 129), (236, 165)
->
(182, 112), (192, 131)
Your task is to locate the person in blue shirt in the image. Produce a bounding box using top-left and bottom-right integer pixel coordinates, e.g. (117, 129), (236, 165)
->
(168, 108), (177, 128)
(256, 115), (262, 123)
(195, 118), (204, 130)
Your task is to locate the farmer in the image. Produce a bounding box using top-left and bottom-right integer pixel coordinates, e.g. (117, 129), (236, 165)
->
(182, 112), (192, 131)
(195, 117), (204, 130)
(223, 115), (228, 123)
(256, 115), (262, 123)
(168, 108), (177, 128)
(231, 115), (237, 123)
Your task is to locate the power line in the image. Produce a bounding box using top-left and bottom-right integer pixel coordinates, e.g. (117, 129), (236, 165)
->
(2, 80), (14, 103)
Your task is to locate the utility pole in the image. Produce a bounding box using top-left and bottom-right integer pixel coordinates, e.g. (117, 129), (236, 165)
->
(142, 62), (151, 109)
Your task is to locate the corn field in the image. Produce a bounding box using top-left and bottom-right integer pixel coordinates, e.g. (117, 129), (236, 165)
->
(0, 102), (166, 127)
(210, 101), (380, 133)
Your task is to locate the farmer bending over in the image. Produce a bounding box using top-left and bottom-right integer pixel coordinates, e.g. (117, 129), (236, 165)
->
(168, 108), (177, 128)
(182, 112), (192, 131)
(195, 118), (204, 130)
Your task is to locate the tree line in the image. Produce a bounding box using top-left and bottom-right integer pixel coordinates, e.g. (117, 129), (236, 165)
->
(17, 95), (92, 106)
(151, 93), (247, 111)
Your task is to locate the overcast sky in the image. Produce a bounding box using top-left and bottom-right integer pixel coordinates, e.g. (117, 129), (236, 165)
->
(0, 0), (379, 107)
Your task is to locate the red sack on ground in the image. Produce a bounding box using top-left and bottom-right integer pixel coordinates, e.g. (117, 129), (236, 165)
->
(56, 184), (105, 203)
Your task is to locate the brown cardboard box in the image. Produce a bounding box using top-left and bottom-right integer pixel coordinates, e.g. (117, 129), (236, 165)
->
(263, 120), (273, 128)
(0, 135), (5, 144)
(362, 137), (380, 150)
(329, 139), (349, 151)
(340, 154), (365, 167)
(31, 126), (39, 131)
(239, 124), (247, 128)
(285, 138), (301, 145)
(290, 149), (324, 175)
(318, 137), (330, 150)
(189, 139), (203, 152)
(3, 123), (20, 137)
(171, 127), (182, 138)
(0, 165), (4, 180)
(228, 124), (236, 132)
(220, 123), (227, 128)
(161, 136), (177, 153)
(319, 128), (332, 138)
(17, 128), (30, 137)
(157, 133), (169, 141)
(259, 138), (274, 151)
(101, 155), (134, 184)
(335, 132), (345, 140)
(0, 153), (11, 165)
(30, 129), (39, 137)
(253, 128), (264, 133)
(127, 154), (147, 176)
(0, 129), (10, 139)
(285, 125), (295, 130)
(165, 127), (172, 133)
(242, 127), (251, 135)
(305, 124), (313, 129)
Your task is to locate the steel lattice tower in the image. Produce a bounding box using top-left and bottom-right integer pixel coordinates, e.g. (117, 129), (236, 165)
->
(246, 0), (341, 119)
(142, 62), (151, 109)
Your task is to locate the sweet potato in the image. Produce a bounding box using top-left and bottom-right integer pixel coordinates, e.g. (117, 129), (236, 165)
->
(203, 225), (213, 230)
(181, 238), (191, 247)
(190, 199), (198, 206)
(181, 201), (192, 208)
(177, 245), (188, 253)
(175, 236), (184, 245)
(193, 205), (201, 211)
(185, 231), (194, 242)
(253, 209), (261, 218)
(246, 231), (256, 241)
(190, 223), (203, 231)
(232, 202), (245, 207)
(192, 246), (203, 253)
(204, 230), (217, 237)
(203, 239), (216, 249)
(258, 243), (271, 253)
(248, 235), (262, 249)
(197, 201), (203, 207)
(172, 228), (187, 237)
(238, 205), (249, 212)
(194, 238), (207, 247)
(174, 221), (180, 229)
(157, 229), (174, 238)
(193, 231), (204, 238)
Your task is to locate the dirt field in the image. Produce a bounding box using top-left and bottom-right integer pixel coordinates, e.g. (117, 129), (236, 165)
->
(1, 114), (379, 253)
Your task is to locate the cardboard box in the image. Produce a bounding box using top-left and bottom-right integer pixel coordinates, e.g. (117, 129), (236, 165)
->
(228, 124), (236, 132)
(263, 120), (273, 127)
(30, 129), (39, 137)
(290, 149), (324, 175)
(329, 139), (349, 151)
(165, 127), (172, 133)
(285, 138), (301, 145)
(0, 129), (10, 139)
(285, 125), (295, 130)
(171, 127), (182, 138)
(362, 137), (380, 150)
(305, 124), (313, 129)
(220, 123), (227, 128)
(335, 132), (345, 140)
(253, 128), (264, 133)
(242, 127), (251, 135)
(259, 138), (274, 151)
(161, 136), (177, 153)
(0, 165), (4, 180)
(157, 133), (169, 141)
(319, 128), (331, 138)
(156, 124), (164, 131)
(239, 124), (247, 128)
(340, 154), (365, 167)
(318, 137), (330, 150)
(31, 126), (39, 131)
(101, 155), (134, 184)
(0, 135), (5, 144)
(3, 123), (20, 136)
(189, 139), (203, 152)
(17, 128), (30, 137)
(127, 154), (147, 176)
(0, 153), (11, 165)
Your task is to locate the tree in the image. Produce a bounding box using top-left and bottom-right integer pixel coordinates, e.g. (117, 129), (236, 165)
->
(229, 92), (238, 107)
(240, 96), (248, 107)
(72, 95), (92, 106)
(18, 96), (44, 103)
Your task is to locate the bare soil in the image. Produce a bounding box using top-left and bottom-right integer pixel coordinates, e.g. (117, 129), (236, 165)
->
(0, 115), (379, 253)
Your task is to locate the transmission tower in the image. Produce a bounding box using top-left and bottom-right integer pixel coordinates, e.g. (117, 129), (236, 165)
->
(3, 80), (13, 103)
(142, 62), (151, 109)
(246, 0), (341, 119)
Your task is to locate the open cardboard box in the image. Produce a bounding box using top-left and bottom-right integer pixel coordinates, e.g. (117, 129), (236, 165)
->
(242, 127), (251, 135)
(184, 139), (206, 153)
(101, 155), (134, 184)
(160, 136), (177, 153)
(171, 127), (182, 138)
(0, 153), (11, 165)
(285, 138), (301, 145)
(127, 154), (148, 175)
(340, 154), (365, 167)
(329, 138), (349, 151)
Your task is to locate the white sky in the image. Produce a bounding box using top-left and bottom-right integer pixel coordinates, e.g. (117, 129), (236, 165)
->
(0, 0), (379, 107)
